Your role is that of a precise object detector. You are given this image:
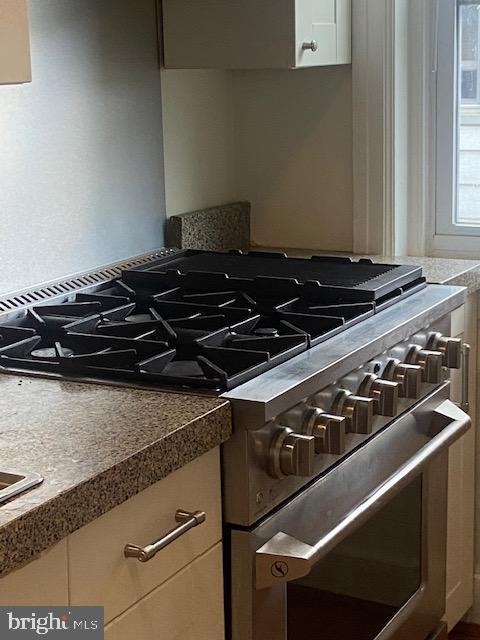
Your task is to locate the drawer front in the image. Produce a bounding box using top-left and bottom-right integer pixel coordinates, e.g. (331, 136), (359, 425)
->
(104, 543), (224, 640)
(0, 541), (68, 606)
(69, 447), (222, 623)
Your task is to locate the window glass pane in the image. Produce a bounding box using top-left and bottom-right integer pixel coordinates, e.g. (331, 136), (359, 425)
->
(461, 5), (478, 64)
(457, 2), (480, 225)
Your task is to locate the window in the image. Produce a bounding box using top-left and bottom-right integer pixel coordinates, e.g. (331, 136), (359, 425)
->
(460, 4), (480, 104)
(436, 0), (480, 241)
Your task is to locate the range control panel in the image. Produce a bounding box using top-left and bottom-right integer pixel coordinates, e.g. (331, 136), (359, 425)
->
(266, 329), (462, 480)
(231, 315), (466, 525)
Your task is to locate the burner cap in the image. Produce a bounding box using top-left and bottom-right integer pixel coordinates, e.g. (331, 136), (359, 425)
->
(253, 327), (279, 338)
(31, 347), (74, 360)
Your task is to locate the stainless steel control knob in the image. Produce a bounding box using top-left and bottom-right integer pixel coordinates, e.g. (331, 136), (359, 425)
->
(302, 407), (346, 455)
(268, 428), (315, 478)
(383, 359), (422, 399)
(426, 332), (462, 369)
(331, 390), (374, 435)
(358, 374), (399, 416)
(406, 345), (444, 384)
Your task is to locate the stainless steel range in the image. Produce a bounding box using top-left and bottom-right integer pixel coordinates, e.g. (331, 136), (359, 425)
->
(0, 249), (471, 640)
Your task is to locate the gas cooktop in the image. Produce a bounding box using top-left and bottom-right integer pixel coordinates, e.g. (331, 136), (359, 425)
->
(0, 250), (426, 391)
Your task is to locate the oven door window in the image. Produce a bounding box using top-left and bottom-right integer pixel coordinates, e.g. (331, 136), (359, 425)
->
(287, 477), (423, 640)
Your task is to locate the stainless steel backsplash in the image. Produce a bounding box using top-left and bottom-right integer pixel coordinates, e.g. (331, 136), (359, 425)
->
(0, 0), (165, 295)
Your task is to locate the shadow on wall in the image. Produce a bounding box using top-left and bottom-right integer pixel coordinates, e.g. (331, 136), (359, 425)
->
(0, 0), (165, 295)
(233, 66), (353, 252)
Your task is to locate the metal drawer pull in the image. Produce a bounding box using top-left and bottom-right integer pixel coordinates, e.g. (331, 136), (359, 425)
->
(124, 510), (206, 562)
(461, 343), (470, 412)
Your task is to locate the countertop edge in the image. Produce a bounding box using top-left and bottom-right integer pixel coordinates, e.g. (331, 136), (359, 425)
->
(0, 401), (231, 578)
(442, 265), (480, 294)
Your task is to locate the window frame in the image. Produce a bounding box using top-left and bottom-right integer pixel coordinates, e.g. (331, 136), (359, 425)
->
(352, 0), (480, 258)
(435, 0), (480, 240)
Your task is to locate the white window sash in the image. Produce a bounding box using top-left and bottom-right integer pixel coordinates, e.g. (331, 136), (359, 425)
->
(352, 0), (431, 257)
(435, 0), (480, 242)
(353, 0), (480, 258)
(352, 0), (396, 255)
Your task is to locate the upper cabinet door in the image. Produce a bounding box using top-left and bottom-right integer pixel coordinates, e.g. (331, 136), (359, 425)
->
(0, 0), (32, 84)
(162, 0), (351, 69)
(296, 0), (351, 68)
(296, 0), (337, 67)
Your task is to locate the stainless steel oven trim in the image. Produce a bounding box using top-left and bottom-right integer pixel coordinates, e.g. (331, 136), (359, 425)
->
(427, 623), (448, 640)
(373, 452), (448, 640)
(223, 285), (465, 424)
(231, 457), (448, 640)
(255, 397), (470, 589)
(223, 314), (458, 527)
(229, 383), (471, 640)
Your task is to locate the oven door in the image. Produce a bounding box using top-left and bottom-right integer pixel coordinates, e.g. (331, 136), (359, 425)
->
(228, 384), (471, 640)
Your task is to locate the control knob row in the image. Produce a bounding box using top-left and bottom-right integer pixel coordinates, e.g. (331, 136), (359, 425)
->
(267, 333), (460, 478)
(270, 369), (405, 477)
(269, 387), (377, 477)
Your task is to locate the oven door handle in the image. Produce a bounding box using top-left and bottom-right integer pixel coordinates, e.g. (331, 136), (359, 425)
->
(256, 399), (470, 590)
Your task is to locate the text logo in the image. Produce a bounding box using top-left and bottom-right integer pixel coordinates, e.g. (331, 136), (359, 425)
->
(0, 607), (103, 638)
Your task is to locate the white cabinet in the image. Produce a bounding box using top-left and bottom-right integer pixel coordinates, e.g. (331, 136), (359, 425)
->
(295, 0), (351, 67)
(0, 448), (224, 640)
(104, 544), (224, 640)
(162, 0), (351, 69)
(0, 541), (68, 606)
(69, 447), (222, 624)
(443, 298), (477, 630)
(0, 0), (31, 84)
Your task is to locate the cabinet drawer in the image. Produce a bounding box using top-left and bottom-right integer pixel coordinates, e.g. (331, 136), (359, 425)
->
(104, 543), (224, 640)
(69, 447), (222, 623)
(0, 541), (68, 605)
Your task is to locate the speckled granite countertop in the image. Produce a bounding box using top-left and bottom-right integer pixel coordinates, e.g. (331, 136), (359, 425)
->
(358, 255), (480, 294)
(253, 247), (480, 295)
(0, 375), (231, 577)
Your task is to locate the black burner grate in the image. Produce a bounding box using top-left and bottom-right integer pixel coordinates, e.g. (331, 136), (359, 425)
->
(0, 250), (426, 391)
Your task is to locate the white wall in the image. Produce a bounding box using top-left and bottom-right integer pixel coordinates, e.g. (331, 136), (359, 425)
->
(0, 0), (166, 295)
(161, 69), (236, 217)
(0, 4), (354, 295)
(233, 66), (353, 251)
(161, 66), (353, 252)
